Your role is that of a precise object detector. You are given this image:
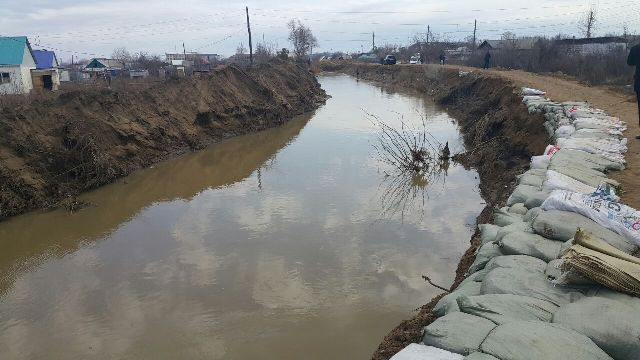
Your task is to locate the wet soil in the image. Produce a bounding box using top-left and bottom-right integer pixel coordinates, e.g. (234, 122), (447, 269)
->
(318, 62), (550, 359)
(0, 62), (327, 220)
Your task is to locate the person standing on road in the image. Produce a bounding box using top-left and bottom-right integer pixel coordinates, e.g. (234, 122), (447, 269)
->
(628, 42), (640, 138)
(483, 51), (491, 69)
(439, 51), (446, 65)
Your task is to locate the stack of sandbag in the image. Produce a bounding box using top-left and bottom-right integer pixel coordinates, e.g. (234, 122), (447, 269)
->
(542, 189), (640, 247)
(395, 87), (640, 360)
(559, 236), (640, 296)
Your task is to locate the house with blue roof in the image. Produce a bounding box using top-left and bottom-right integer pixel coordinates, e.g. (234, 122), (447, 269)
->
(31, 49), (61, 91)
(0, 36), (36, 95)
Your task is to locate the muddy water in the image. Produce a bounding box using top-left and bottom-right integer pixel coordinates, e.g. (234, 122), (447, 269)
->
(0, 74), (483, 359)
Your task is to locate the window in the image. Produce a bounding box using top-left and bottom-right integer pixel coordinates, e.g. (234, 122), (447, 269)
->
(0, 73), (10, 84)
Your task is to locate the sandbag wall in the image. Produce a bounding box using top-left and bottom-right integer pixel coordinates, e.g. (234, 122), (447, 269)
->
(391, 88), (640, 360)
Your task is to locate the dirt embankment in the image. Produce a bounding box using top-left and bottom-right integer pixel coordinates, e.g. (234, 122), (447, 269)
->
(320, 62), (549, 359)
(0, 62), (327, 220)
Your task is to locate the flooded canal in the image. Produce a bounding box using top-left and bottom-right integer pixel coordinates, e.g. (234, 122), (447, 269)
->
(0, 74), (483, 359)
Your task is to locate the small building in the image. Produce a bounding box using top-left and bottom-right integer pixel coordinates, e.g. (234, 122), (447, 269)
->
(0, 36), (36, 95)
(478, 38), (539, 52)
(84, 58), (125, 77)
(554, 37), (627, 55)
(166, 53), (220, 63)
(129, 69), (149, 79)
(31, 49), (61, 91)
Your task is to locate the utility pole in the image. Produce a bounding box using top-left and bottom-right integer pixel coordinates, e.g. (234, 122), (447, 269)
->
(246, 6), (253, 65)
(182, 42), (186, 57)
(426, 25), (430, 45)
(372, 32), (375, 51)
(472, 20), (477, 53)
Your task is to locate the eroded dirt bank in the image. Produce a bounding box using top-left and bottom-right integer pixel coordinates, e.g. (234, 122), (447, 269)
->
(0, 62), (327, 220)
(319, 62), (549, 359)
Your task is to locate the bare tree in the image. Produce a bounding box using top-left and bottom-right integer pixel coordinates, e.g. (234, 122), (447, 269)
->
(579, 8), (597, 38)
(236, 42), (247, 55)
(255, 41), (277, 63)
(112, 47), (132, 62)
(287, 19), (318, 59)
(501, 32), (518, 48)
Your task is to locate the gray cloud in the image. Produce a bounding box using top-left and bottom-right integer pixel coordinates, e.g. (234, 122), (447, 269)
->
(1, 0), (636, 60)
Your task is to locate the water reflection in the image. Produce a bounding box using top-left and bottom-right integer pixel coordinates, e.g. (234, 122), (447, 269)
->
(0, 74), (483, 359)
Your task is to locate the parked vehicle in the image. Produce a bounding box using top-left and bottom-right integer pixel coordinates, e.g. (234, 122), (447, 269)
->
(383, 55), (397, 65)
(409, 55), (422, 64)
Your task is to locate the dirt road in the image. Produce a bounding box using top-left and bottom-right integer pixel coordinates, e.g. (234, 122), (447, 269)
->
(463, 66), (640, 208)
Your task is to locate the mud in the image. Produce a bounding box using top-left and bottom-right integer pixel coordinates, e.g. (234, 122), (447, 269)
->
(0, 62), (327, 220)
(318, 62), (549, 359)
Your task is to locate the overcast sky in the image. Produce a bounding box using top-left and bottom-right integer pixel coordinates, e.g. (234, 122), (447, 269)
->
(1, 0), (638, 61)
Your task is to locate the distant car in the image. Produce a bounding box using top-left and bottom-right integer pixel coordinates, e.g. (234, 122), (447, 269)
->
(409, 55), (422, 64)
(383, 55), (396, 65)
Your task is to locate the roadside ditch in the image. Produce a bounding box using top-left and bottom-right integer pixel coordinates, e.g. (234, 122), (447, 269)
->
(317, 62), (551, 359)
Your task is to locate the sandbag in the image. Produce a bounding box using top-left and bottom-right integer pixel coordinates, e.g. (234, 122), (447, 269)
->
(479, 224), (500, 245)
(561, 245), (640, 296)
(494, 221), (534, 243)
(481, 267), (587, 306)
(483, 255), (547, 274)
(542, 169), (597, 194)
(521, 87), (546, 96)
(523, 191), (550, 209)
(530, 155), (550, 170)
(523, 207), (542, 222)
(587, 287), (640, 312)
(552, 149), (623, 171)
(492, 208), (523, 227)
(552, 297), (640, 360)
(497, 231), (562, 262)
(547, 162), (612, 188)
(463, 353), (499, 360)
(547, 258), (594, 285)
(507, 184), (542, 206)
(468, 243), (504, 274)
(508, 203), (528, 215)
(480, 321), (613, 360)
(458, 294), (559, 324)
(518, 173), (545, 188)
(422, 312), (497, 355)
(531, 210), (637, 254)
(542, 190), (640, 248)
(390, 344), (464, 360)
(433, 281), (482, 316)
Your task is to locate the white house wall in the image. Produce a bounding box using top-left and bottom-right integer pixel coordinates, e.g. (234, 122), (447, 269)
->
(0, 66), (32, 95)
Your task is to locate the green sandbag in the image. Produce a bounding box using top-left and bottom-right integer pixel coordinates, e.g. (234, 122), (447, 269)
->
(587, 287), (640, 312)
(480, 321), (613, 360)
(484, 255), (547, 274)
(494, 222), (534, 243)
(493, 208), (523, 227)
(481, 267), (587, 306)
(507, 185), (542, 206)
(498, 231), (563, 262)
(463, 353), (499, 360)
(518, 173), (544, 188)
(552, 149), (624, 172)
(479, 224), (500, 245)
(433, 281), (482, 317)
(458, 294), (559, 324)
(532, 210), (638, 254)
(523, 191), (550, 209)
(468, 243), (503, 274)
(552, 297), (640, 360)
(508, 203), (528, 215)
(523, 207), (542, 222)
(422, 312), (497, 355)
